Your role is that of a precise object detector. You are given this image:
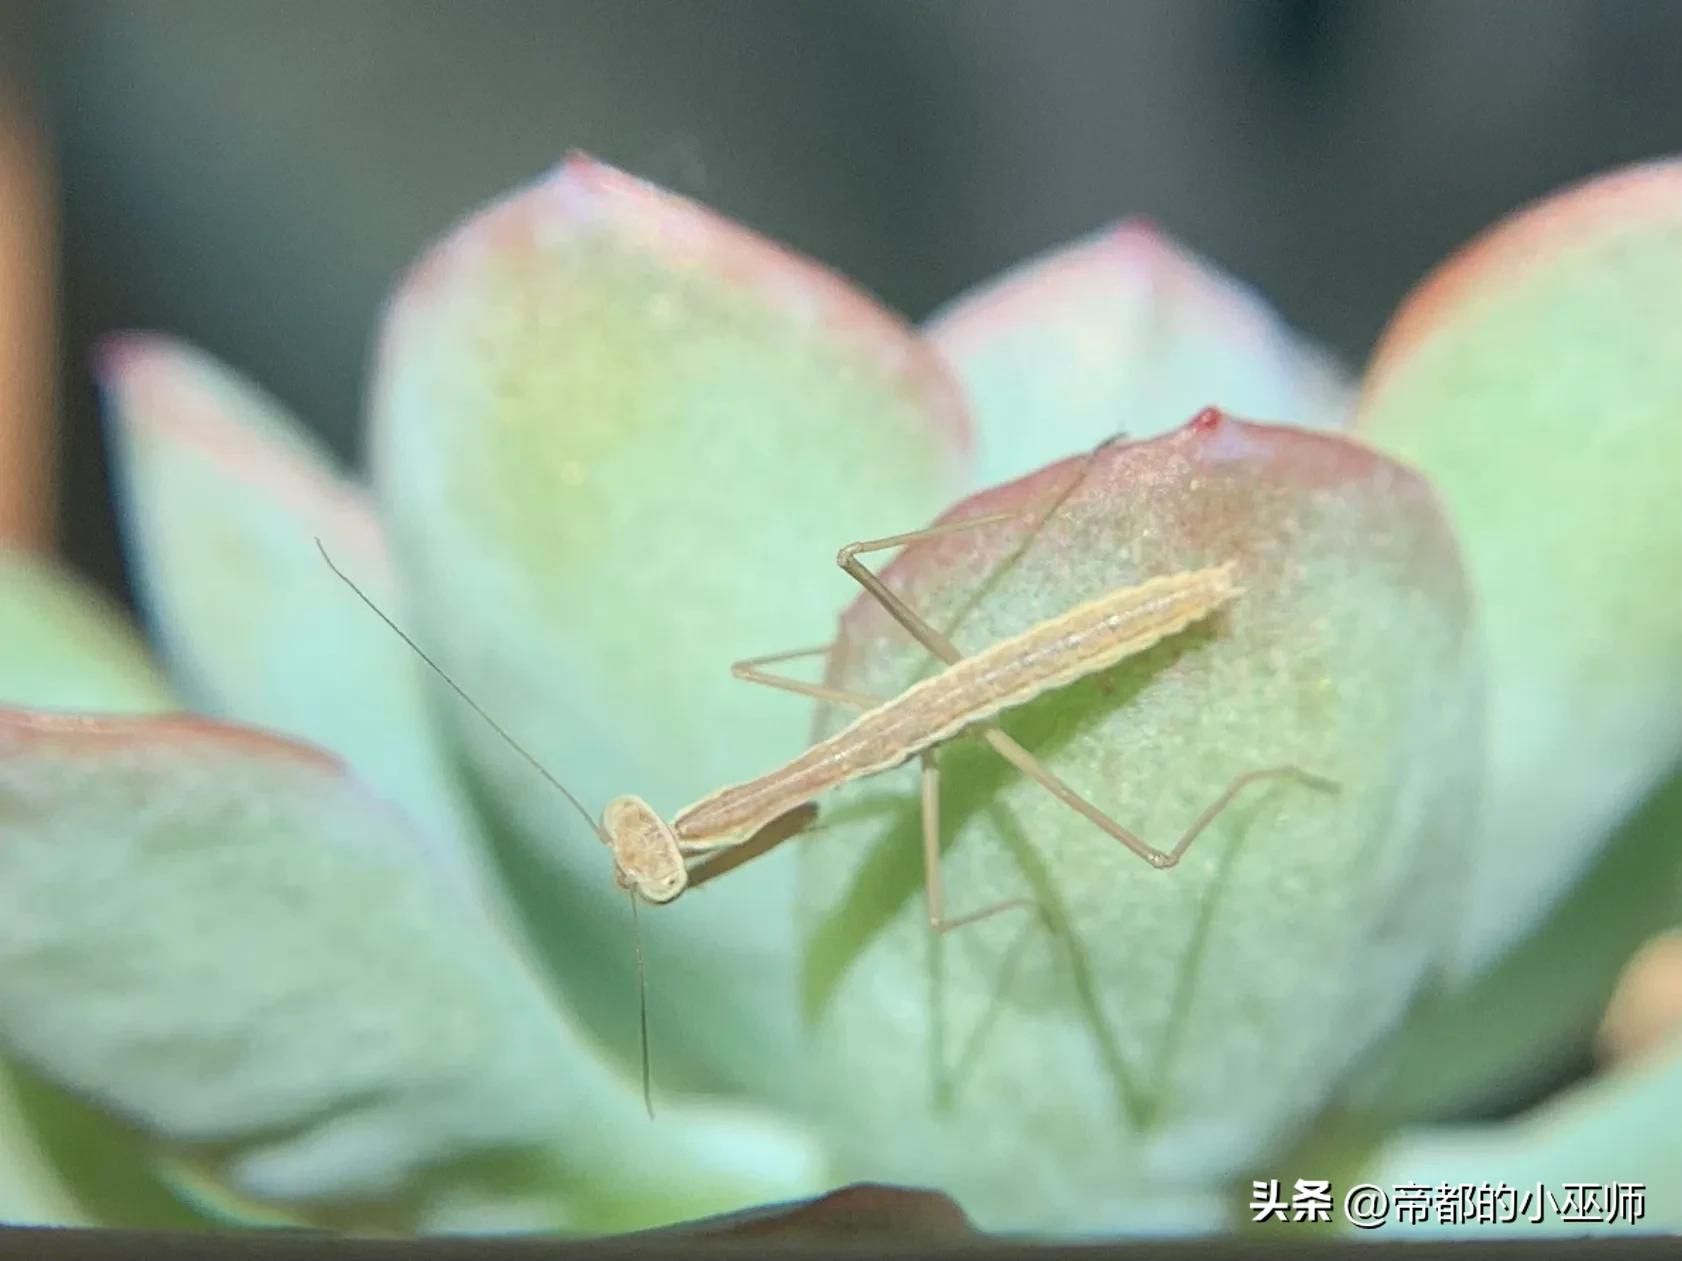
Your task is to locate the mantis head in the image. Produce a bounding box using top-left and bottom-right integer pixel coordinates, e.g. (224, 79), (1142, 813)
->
(601, 795), (688, 904)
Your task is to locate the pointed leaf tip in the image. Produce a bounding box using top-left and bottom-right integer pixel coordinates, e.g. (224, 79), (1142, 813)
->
(96, 333), (381, 558)
(1365, 158), (1682, 388)
(385, 158), (971, 456)
(96, 335), (494, 894)
(371, 160), (970, 1103)
(928, 224), (1350, 488)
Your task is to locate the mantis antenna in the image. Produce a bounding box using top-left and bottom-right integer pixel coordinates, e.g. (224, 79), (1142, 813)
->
(314, 538), (658, 1116)
(630, 891), (651, 1117)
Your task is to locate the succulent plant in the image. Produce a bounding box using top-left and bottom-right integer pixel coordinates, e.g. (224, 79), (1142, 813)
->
(0, 154), (1677, 1240)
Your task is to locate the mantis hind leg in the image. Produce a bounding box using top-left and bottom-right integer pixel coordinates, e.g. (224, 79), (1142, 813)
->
(921, 747), (1049, 1112)
(920, 749), (1040, 933)
(980, 728), (1338, 870)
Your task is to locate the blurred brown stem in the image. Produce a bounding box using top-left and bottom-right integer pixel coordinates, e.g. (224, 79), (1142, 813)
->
(0, 10), (56, 554)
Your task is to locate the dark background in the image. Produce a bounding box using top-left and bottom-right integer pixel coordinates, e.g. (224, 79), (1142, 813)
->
(11, 0), (1682, 596)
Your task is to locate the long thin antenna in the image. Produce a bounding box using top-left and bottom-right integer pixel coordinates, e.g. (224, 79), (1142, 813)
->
(321, 539), (661, 1119)
(314, 539), (605, 844)
(630, 890), (653, 1117)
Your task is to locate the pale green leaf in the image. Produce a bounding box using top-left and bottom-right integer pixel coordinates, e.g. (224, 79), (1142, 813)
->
(0, 554), (194, 1228)
(928, 223), (1350, 489)
(370, 155), (971, 1102)
(0, 552), (170, 715)
(1355, 159), (1682, 974)
(0, 1061), (85, 1226)
(1355, 1032), (1682, 1236)
(798, 413), (1480, 1232)
(0, 707), (824, 1232)
(1350, 766), (1682, 1122)
(99, 334), (489, 893)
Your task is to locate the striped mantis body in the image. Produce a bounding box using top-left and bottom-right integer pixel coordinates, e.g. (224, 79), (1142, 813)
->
(607, 499), (1330, 922)
(322, 512), (1326, 930)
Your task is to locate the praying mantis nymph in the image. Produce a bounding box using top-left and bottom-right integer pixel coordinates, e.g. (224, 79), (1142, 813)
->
(318, 451), (1336, 1106)
(320, 480), (1332, 931)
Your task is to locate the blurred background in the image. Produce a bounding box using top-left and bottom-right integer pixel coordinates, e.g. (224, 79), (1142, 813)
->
(3, 0), (1682, 597)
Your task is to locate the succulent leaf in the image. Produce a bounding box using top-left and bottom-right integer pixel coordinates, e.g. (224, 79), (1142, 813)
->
(1355, 160), (1682, 974)
(0, 1060), (86, 1226)
(371, 154), (971, 1101)
(98, 335), (489, 893)
(0, 552), (171, 715)
(1356, 1032), (1682, 1236)
(799, 413), (1480, 1232)
(0, 708), (824, 1231)
(928, 223), (1351, 488)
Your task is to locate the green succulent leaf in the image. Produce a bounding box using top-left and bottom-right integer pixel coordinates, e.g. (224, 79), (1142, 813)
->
(0, 1059), (85, 1226)
(98, 335), (491, 895)
(0, 552), (171, 715)
(0, 708), (825, 1233)
(0, 552), (198, 1228)
(370, 154), (971, 1102)
(1352, 765), (1682, 1123)
(798, 413), (1480, 1233)
(1355, 159), (1682, 975)
(1354, 1033), (1682, 1236)
(927, 223), (1350, 489)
